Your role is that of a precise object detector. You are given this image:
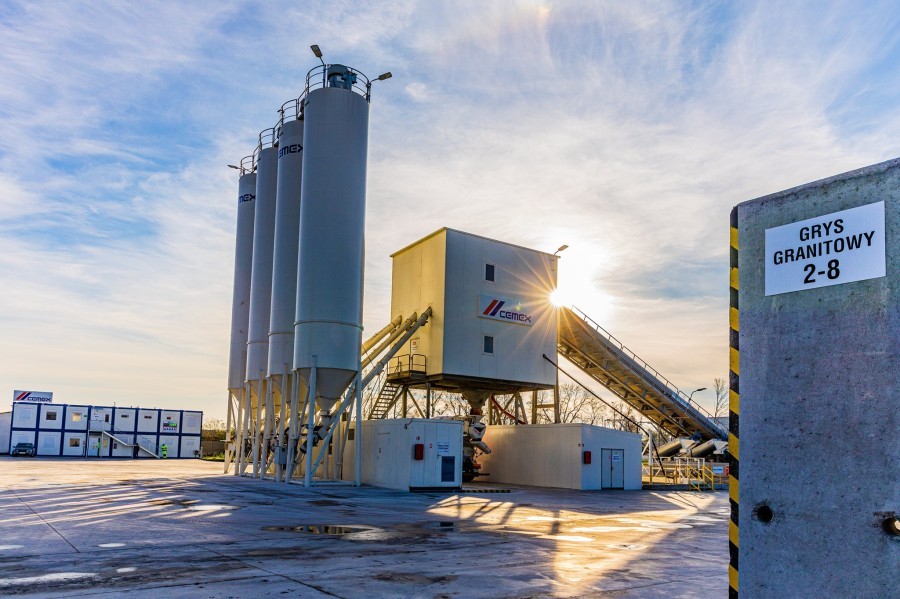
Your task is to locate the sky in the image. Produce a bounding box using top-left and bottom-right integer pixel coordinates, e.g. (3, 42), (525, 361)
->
(1, 1), (898, 420)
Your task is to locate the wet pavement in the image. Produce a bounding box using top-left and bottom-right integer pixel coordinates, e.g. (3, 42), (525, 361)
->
(0, 458), (728, 597)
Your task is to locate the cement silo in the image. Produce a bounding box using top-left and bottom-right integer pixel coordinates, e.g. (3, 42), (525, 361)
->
(227, 166), (257, 391)
(225, 160), (256, 472)
(246, 131), (278, 383)
(268, 104), (304, 383)
(294, 64), (369, 424)
(245, 130), (279, 477)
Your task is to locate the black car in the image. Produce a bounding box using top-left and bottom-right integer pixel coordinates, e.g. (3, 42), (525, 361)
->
(11, 442), (35, 457)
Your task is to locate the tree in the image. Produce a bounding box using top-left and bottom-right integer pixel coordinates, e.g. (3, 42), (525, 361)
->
(713, 377), (728, 420)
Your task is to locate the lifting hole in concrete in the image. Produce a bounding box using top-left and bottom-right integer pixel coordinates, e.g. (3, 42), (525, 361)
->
(754, 503), (774, 524)
(882, 517), (900, 537)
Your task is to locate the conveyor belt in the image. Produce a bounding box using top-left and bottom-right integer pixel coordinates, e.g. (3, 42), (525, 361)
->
(558, 306), (727, 441)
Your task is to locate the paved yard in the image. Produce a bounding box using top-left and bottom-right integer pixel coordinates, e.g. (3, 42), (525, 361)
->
(0, 458), (727, 597)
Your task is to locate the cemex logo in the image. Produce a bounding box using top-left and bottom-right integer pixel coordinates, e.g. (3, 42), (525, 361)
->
(13, 390), (53, 403)
(479, 294), (533, 326)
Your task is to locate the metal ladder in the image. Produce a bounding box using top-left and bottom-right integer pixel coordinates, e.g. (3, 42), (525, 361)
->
(368, 380), (403, 419)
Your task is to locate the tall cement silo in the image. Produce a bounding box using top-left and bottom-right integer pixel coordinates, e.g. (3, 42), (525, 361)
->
(244, 130), (279, 477)
(225, 159), (256, 473)
(294, 64), (370, 481)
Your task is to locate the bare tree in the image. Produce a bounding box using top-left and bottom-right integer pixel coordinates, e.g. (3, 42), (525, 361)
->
(713, 377), (728, 420)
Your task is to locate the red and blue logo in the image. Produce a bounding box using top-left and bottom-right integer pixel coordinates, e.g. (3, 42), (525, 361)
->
(479, 295), (533, 325)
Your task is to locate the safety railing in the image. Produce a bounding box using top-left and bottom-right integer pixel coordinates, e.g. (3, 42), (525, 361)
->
(642, 457), (718, 491)
(304, 63), (374, 102)
(387, 353), (427, 378)
(568, 306), (727, 438)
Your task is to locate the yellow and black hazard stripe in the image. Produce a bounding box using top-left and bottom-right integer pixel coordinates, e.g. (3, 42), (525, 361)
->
(729, 207), (740, 598)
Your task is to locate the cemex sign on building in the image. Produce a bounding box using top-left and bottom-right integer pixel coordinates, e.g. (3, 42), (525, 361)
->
(729, 158), (898, 598)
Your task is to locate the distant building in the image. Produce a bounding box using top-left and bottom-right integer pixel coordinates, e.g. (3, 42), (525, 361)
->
(4, 402), (202, 458)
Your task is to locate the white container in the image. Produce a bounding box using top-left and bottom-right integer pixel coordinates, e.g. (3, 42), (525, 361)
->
(65, 406), (89, 430)
(268, 119), (304, 379)
(179, 435), (201, 458)
(137, 409), (159, 433)
(12, 402), (38, 430)
(62, 432), (86, 456)
(343, 418), (463, 491)
(479, 423), (642, 490)
(390, 228), (558, 388)
(181, 411), (203, 435)
(246, 144), (278, 381)
(0, 412), (9, 453)
(227, 172), (257, 390)
(294, 84), (369, 407)
(38, 405), (63, 430)
(37, 431), (61, 455)
(112, 408), (136, 433)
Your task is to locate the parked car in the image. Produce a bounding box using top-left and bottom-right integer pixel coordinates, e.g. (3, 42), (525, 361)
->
(11, 442), (35, 457)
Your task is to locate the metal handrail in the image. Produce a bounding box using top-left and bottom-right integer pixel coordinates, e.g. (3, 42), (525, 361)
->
(278, 96), (304, 127)
(388, 353), (427, 376)
(303, 64), (374, 103)
(568, 306), (726, 435)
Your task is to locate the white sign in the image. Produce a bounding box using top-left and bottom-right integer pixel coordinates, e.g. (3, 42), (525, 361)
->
(479, 294), (533, 326)
(765, 201), (886, 296)
(13, 390), (53, 403)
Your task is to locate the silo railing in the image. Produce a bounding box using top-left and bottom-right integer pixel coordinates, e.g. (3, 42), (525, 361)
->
(303, 64), (374, 103)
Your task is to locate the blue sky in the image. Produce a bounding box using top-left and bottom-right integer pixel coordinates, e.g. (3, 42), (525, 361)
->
(2, 1), (898, 419)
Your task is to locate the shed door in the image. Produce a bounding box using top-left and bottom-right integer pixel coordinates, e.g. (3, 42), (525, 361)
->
(601, 449), (625, 489)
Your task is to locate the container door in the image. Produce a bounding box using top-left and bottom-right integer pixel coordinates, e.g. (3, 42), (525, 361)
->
(601, 449), (625, 489)
(611, 449), (624, 489)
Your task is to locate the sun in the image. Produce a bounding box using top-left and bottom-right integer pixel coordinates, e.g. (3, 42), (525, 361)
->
(549, 288), (567, 307)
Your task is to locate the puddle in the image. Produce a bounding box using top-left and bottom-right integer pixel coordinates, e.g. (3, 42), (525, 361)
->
(185, 504), (238, 511)
(261, 525), (374, 535)
(640, 522), (693, 530)
(308, 499), (341, 507)
(0, 572), (97, 587)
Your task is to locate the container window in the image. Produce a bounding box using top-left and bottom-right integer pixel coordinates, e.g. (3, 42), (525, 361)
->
(483, 335), (494, 354)
(69, 438), (81, 448)
(45, 411), (58, 421)
(484, 263), (495, 282)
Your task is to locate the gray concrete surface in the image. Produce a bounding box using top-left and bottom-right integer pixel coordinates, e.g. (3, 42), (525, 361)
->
(0, 458), (727, 598)
(735, 157), (899, 598)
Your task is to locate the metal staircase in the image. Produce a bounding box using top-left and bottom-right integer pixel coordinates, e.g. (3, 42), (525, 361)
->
(368, 380), (403, 419)
(558, 306), (727, 441)
(99, 429), (161, 458)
